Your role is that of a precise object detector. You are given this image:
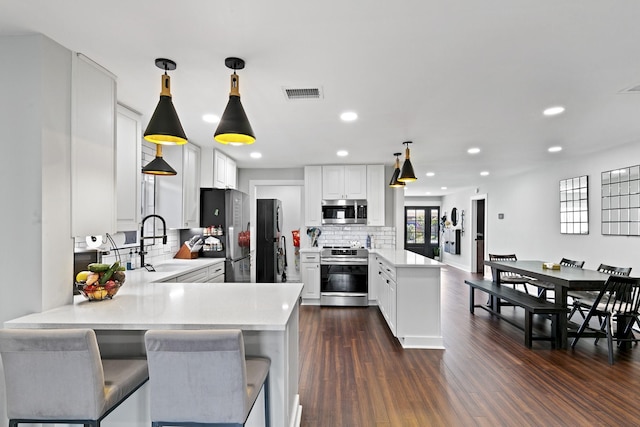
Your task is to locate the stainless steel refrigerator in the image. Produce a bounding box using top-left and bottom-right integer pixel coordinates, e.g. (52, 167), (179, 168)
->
(200, 188), (250, 282)
(256, 199), (283, 283)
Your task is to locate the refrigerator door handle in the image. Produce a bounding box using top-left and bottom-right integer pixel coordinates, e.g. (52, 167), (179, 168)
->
(228, 226), (235, 260)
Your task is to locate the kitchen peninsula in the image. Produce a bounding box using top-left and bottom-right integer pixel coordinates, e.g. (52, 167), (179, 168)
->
(4, 259), (303, 427)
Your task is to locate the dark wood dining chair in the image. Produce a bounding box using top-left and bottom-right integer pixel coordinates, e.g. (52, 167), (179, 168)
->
(567, 264), (632, 321)
(488, 254), (532, 294)
(571, 275), (640, 364)
(534, 258), (585, 299)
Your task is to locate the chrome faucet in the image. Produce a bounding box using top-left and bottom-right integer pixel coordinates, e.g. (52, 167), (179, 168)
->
(140, 214), (167, 271)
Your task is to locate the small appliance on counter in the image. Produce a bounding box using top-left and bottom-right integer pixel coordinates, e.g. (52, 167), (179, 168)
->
(174, 235), (204, 259)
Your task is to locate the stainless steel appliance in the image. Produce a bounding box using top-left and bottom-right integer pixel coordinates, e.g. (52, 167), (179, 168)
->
(320, 246), (368, 306)
(256, 199), (284, 282)
(199, 188), (250, 282)
(321, 200), (367, 225)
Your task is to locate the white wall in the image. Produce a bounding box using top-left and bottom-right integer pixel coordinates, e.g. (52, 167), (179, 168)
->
(443, 139), (640, 274)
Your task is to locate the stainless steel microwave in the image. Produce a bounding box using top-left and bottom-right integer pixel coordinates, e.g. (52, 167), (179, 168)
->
(321, 200), (367, 224)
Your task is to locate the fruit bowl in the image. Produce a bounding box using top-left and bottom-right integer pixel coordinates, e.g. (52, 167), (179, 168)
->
(75, 262), (125, 301)
(77, 280), (123, 301)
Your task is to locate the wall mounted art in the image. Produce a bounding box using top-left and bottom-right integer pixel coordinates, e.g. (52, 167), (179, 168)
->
(601, 165), (640, 236)
(560, 175), (589, 234)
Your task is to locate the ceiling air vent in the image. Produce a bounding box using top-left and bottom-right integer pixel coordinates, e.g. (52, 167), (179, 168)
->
(283, 87), (323, 100)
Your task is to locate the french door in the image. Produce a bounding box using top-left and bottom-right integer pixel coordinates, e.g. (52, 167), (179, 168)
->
(404, 206), (440, 258)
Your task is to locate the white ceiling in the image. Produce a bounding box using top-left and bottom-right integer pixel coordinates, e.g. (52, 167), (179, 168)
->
(3, 0), (640, 196)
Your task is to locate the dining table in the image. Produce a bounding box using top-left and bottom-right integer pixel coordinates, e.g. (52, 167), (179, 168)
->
(484, 259), (611, 348)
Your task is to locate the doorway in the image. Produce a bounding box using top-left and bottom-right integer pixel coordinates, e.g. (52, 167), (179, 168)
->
(404, 206), (440, 258)
(471, 196), (487, 274)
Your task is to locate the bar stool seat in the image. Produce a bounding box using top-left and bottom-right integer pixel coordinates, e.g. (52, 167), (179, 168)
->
(144, 329), (270, 427)
(0, 328), (148, 427)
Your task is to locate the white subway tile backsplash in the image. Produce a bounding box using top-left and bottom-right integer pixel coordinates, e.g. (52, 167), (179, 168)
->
(314, 225), (395, 249)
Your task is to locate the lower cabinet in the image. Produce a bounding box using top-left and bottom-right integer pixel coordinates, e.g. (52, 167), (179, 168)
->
(376, 256), (397, 335)
(300, 252), (320, 300)
(160, 261), (225, 283)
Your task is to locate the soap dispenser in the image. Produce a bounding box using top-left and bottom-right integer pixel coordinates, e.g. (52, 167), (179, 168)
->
(366, 234), (371, 249)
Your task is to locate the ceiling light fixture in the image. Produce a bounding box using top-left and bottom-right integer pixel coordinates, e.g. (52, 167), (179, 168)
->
(398, 141), (417, 183)
(202, 114), (220, 124)
(340, 111), (358, 122)
(250, 152), (262, 159)
(426, 172), (435, 177)
(543, 106), (566, 116)
(467, 147), (480, 154)
(144, 58), (188, 145)
(141, 144), (177, 175)
(480, 171), (490, 176)
(548, 146), (563, 152)
(337, 150), (349, 157)
(389, 152), (406, 188)
(214, 57), (255, 145)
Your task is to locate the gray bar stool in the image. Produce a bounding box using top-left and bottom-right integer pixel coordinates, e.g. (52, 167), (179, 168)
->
(144, 329), (270, 427)
(0, 328), (149, 427)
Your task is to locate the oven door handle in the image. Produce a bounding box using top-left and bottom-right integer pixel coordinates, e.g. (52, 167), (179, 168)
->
(320, 258), (368, 265)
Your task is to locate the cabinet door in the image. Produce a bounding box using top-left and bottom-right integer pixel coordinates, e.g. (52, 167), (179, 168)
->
(214, 150), (227, 189)
(71, 53), (116, 237)
(322, 165), (345, 199)
(304, 166), (322, 226)
(301, 253), (320, 299)
(225, 156), (237, 189)
(368, 254), (378, 301)
(366, 165), (385, 226)
(116, 105), (141, 232)
(344, 165), (367, 199)
(388, 278), (397, 335)
(182, 144), (201, 228)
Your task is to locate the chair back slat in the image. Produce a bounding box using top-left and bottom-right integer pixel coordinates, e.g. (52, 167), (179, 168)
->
(597, 264), (632, 276)
(560, 258), (584, 268)
(488, 254), (523, 280)
(594, 275), (640, 316)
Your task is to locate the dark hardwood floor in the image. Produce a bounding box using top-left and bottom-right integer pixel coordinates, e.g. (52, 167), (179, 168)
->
(298, 266), (640, 426)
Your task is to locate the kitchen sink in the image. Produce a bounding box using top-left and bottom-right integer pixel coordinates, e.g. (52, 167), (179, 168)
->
(146, 262), (191, 272)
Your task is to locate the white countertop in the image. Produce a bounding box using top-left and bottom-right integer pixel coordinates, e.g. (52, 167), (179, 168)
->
(5, 258), (302, 331)
(371, 249), (444, 268)
(123, 257), (225, 282)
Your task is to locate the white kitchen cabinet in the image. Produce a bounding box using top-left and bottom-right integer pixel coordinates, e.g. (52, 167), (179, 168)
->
(300, 251), (320, 300)
(213, 150), (237, 189)
(71, 53), (117, 237)
(366, 165), (385, 226)
(304, 166), (322, 226)
(156, 143), (201, 229)
(115, 104), (141, 232)
(322, 165), (367, 200)
(377, 255), (397, 335)
(207, 263), (225, 283)
(368, 253), (378, 302)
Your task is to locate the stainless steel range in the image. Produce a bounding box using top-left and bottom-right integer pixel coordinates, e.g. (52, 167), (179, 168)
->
(320, 246), (369, 306)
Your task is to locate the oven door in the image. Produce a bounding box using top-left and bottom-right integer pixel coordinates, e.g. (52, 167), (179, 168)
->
(320, 264), (368, 294)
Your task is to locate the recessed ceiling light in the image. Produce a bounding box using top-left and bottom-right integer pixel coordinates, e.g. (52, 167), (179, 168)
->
(202, 114), (220, 123)
(480, 171), (490, 176)
(250, 152), (262, 159)
(337, 150), (349, 157)
(543, 106), (565, 116)
(426, 172), (435, 177)
(441, 186), (447, 190)
(548, 146), (563, 153)
(425, 192), (431, 195)
(340, 111), (358, 122)
(467, 147), (481, 154)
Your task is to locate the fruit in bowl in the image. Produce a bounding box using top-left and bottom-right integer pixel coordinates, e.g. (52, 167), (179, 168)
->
(76, 261), (125, 301)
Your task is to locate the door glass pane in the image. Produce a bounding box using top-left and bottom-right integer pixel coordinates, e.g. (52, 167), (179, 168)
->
(406, 209), (416, 243)
(430, 209), (439, 244)
(405, 208), (426, 244)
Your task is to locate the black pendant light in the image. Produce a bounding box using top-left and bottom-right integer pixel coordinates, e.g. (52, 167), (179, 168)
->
(398, 141), (417, 183)
(142, 144), (177, 175)
(144, 58), (188, 145)
(389, 152), (406, 188)
(214, 57), (255, 145)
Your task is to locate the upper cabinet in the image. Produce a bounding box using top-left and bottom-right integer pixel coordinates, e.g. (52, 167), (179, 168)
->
(115, 104), (141, 232)
(156, 143), (201, 229)
(366, 165), (385, 226)
(322, 165), (367, 200)
(214, 150), (237, 189)
(304, 166), (322, 226)
(71, 53), (117, 237)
